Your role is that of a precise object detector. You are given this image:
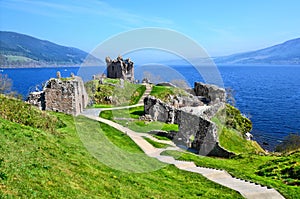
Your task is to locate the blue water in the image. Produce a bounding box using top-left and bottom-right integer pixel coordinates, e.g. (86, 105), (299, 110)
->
(1, 65), (300, 151)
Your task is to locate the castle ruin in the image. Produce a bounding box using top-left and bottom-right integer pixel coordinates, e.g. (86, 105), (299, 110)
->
(144, 82), (233, 157)
(27, 74), (88, 116)
(105, 55), (134, 81)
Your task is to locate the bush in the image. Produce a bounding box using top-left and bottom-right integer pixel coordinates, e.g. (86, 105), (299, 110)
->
(225, 104), (252, 135)
(275, 133), (300, 152)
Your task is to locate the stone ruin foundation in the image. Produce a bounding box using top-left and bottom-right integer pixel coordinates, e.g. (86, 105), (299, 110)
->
(27, 75), (88, 116)
(144, 82), (234, 158)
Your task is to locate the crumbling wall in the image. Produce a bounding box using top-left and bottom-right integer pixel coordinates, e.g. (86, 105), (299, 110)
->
(27, 91), (45, 110)
(27, 76), (88, 116)
(194, 82), (226, 104)
(143, 82), (233, 157)
(144, 96), (179, 124)
(106, 55), (134, 81)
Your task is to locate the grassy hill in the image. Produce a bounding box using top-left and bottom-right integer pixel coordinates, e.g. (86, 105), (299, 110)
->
(0, 31), (99, 67)
(0, 95), (242, 198)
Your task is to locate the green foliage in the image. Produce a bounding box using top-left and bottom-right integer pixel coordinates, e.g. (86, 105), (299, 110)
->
(275, 133), (300, 153)
(143, 137), (170, 148)
(0, 95), (65, 133)
(59, 77), (74, 81)
(85, 79), (146, 106)
(256, 152), (300, 186)
(225, 104), (252, 134)
(162, 150), (300, 199)
(150, 86), (188, 102)
(212, 104), (262, 154)
(212, 116), (264, 154)
(0, 112), (242, 198)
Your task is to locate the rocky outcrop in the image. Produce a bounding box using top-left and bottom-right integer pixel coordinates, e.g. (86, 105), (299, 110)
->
(194, 82), (226, 104)
(27, 75), (88, 116)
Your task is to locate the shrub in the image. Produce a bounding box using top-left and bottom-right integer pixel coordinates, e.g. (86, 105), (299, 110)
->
(225, 104), (252, 135)
(275, 133), (300, 153)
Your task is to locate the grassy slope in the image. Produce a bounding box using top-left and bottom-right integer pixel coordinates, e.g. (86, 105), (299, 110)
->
(100, 106), (178, 133)
(85, 79), (146, 106)
(211, 104), (264, 155)
(149, 85), (187, 102)
(0, 97), (241, 198)
(161, 150), (300, 199)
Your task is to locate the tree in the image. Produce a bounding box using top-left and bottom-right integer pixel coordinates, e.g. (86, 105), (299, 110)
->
(0, 74), (12, 94)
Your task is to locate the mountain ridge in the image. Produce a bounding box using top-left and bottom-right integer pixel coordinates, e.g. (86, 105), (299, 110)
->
(214, 38), (300, 65)
(0, 31), (99, 67)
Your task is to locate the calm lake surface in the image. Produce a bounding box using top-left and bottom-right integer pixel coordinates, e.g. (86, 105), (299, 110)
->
(1, 65), (300, 151)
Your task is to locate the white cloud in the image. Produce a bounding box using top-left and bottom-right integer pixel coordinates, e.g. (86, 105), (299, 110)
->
(1, 0), (174, 27)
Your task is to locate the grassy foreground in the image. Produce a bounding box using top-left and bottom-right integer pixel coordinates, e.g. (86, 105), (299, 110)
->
(0, 97), (242, 198)
(161, 150), (300, 199)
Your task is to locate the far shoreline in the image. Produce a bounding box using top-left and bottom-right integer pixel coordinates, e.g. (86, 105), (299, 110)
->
(1, 64), (300, 69)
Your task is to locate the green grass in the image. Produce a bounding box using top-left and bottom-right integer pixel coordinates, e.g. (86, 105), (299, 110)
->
(161, 150), (300, 199)
(143, 137), (170, 148)
(92, 104), (113, 108)
(153, 134), (171, 141)
(211, 104), (264, 155)
(0, 103), (242, 198)
(100, 106), (179, 133)
(150, 85), (188, 102)
(85, 79), (146, 106)
(103, 78), (120, 84)
(212, 116), (264, 154)
(0, 94), (65, 133)
(130, 85), (146, 105)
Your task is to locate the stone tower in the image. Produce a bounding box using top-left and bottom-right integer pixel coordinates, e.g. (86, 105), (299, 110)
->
(105, 55), (134, 81)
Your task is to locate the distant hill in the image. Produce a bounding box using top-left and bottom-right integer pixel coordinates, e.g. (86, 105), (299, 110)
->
(0, 31), (99, 67)
(214, 38), (300, 65)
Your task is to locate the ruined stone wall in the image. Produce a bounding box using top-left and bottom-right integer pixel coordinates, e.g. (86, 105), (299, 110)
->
(194, 82), (226, 104)
(144, 96), (179, 124)
(106, 56), (134, 81)
(27, 76), (88, 116)
(27, 91), (45, 110)
(143, 82), (232, 157)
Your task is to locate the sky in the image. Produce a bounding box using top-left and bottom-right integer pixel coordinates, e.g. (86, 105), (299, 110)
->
(1, 0), (300, 58)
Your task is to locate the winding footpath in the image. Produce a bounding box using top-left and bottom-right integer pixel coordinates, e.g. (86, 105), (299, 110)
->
(81, 84), (284, 199)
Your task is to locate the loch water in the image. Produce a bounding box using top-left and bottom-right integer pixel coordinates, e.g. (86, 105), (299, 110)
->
(1, 65), (300, 151)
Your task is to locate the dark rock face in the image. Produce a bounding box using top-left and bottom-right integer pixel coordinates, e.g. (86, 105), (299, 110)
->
(194, 82), (226, 104)
(106, 55), (134, 81)
(27, 76), (88, 116)
(144, 96), (179, 124)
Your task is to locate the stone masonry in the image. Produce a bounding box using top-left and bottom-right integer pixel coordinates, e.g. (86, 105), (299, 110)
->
(144, 82), (233, 157)
(105, 55), (134, 81)
(28, 75), (88, 116)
